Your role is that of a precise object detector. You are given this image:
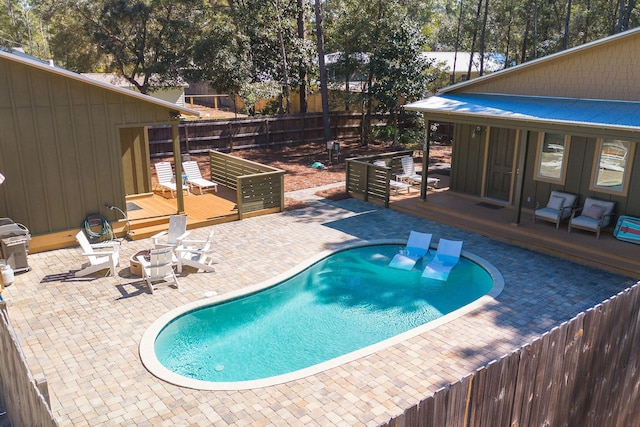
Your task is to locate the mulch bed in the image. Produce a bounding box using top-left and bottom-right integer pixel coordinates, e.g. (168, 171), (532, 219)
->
(155, 138), (451, 210)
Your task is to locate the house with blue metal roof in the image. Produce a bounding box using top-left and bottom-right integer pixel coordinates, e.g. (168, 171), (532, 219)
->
(405, 27), (640, 230)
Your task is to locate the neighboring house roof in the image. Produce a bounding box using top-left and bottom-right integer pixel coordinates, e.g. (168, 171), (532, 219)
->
(324, 52), (370, 66)
(0, 46), (51, 65)
(438, 26), (640, 95)
(82, 73), (189, 89)
(422, 51), (502, 74)
(325, 51), (502, 75)
(0, 50), (199, 117)
(405, 93), (640, 133)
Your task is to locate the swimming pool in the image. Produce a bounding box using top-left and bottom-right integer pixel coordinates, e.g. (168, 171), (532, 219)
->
(140, 241), (503, 390)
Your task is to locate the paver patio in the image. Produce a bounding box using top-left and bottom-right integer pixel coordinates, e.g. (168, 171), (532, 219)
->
(2, 197), (635, 426)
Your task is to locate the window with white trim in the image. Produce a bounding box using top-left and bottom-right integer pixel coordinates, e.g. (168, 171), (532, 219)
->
(534, 133), (570, 184)
(591, 139), (635, 195)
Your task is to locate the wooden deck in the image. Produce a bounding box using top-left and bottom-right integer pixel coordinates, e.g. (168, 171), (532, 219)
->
(28, 187), (241, 253)
(389, 174), (640, 279)
(123, 186), (240, 240)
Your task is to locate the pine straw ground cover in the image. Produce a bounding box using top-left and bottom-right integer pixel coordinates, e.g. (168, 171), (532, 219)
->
(171, 138), (451, 211)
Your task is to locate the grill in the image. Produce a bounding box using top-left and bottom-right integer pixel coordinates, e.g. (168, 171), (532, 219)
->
(0, 218), (31, 273)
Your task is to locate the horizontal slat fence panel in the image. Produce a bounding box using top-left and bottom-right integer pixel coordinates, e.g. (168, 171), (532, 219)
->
(382, 282), (640, 427)
(209, 151), (284, 218)
(0, 303), (57, 426)
(346, 151), (414, 208)
(148, 113), (390, 156)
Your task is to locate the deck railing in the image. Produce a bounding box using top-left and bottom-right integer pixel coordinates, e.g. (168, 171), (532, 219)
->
(209, 150), (284, 218)
(0, 302), (57, 426)
(382, 281), (640, 427)
(346, 151), (414, 207)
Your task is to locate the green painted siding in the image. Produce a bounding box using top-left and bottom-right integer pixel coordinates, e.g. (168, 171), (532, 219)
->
(520, 132), (640, 219)
(451, 123), (486, 196)
(0, 58), (176, 235)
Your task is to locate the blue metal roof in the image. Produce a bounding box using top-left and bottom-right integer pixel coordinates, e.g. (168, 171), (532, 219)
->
(404, 93), (640, 131)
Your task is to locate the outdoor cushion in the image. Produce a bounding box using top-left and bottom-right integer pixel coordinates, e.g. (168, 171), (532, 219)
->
(584, 204), (606, 220)
(546, 195), (565, 211)
(570, 215), (600, 231)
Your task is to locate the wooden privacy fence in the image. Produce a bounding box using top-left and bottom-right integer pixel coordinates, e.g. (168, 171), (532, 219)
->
(148, 112), (385, 156)
(346, 151), (414, 207)
(382, 282), (640, 427)
(0, 302), (57, 426)
(209, 150), (284, 219)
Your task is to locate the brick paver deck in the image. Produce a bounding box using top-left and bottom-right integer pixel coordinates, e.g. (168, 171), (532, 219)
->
(2, 198), (635, 426)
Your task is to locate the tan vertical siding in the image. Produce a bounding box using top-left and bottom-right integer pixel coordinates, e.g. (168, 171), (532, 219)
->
(0, 58), (177, 235)
(461, 33), (640, 101)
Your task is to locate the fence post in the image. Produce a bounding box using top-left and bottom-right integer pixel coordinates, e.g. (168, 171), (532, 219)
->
(364, 163), (370, 202)
(346, 160), (351, 196)
(266, 118), (270, 147)
(36, 377), (51, 407)
(384, 168), (390, 208)
(237, 176), (244, 219)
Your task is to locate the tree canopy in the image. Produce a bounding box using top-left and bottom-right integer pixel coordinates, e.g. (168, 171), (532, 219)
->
(2, 0), (639, 134)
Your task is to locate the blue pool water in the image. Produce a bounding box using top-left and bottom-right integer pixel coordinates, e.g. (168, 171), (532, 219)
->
(153, 244), (494, 384)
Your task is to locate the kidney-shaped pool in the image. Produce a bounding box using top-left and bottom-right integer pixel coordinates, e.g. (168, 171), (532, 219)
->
(140, 241), (503, 390)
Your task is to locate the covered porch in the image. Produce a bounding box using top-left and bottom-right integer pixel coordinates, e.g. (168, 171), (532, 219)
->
(386, 173), (640, 279)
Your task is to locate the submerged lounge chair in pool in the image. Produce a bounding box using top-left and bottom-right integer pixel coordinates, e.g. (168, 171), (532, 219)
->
(389, 231), (433, 270)
(422, 238), (463, 281)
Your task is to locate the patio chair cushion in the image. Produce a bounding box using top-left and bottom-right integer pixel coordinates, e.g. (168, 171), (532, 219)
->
(580, 198), (615, 226)
(584, 204), (606, 220)
(570, 215), (601, 231)
(546, 195), (565, 211)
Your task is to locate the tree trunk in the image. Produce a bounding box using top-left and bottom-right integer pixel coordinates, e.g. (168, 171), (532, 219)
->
(563, 0), (572, 49)
(275, 0), (291, 114)
(479, 0), (490, 76)
(297, 0), (308, 114)
(314, 0), (331, 143)
(467, 0), (484, 80)
(452, 0), (464, 83)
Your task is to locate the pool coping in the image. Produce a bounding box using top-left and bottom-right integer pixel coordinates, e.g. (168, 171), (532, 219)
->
(139, 239), (505, 391)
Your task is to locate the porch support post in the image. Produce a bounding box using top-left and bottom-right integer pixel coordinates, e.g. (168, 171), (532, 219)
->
(171, 121), (186, 214)
(512, 129), (529, 225)
(420, 118), (430, 200)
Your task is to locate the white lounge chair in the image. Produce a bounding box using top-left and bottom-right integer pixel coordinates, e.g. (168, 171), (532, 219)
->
(138, 247), (178, 293)
(389, 231), (433, 270)
(422, 238), (463, 281)
(152, 215), (191, 249)
(175, 230), (218, 273)
(74, 231), (120, 277)
(373, 160), (412, 195)
(396, 156), (440, 188)
(183, 160), (218, 194)
(154, 161), (189, 198)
